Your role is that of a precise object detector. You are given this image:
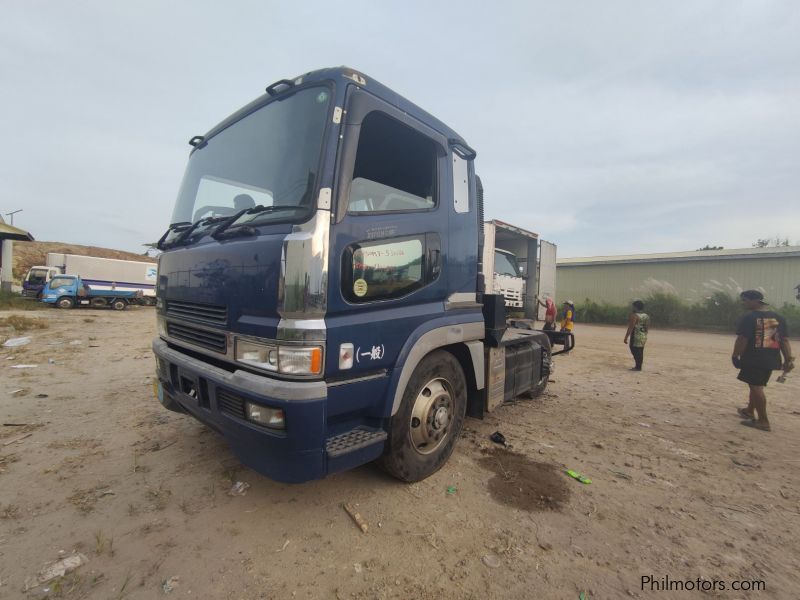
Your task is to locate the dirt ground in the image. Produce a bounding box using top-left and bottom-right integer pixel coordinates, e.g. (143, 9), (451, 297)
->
(2, 309), (799, 599)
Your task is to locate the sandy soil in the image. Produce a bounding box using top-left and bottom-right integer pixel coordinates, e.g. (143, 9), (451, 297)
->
(1, 310), (799, 599)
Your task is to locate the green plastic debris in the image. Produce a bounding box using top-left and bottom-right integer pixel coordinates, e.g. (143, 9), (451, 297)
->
(566, 469), (592, 484)
(579, 592), (587, 600)
(446, 486), (457, 495)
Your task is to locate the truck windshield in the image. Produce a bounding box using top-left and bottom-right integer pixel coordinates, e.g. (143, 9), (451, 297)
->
(170, 85), (331, 232)
(50, 277), (75, 288)
(27, 268), (49, 284)
(494, 251), (521, 277)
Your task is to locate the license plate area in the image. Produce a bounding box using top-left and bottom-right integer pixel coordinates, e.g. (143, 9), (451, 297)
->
(176, 370), (209, 409)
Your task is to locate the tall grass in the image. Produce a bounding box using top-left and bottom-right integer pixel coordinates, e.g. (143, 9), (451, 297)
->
(571, 291), (800, 333)
(0, 290), (47, 311)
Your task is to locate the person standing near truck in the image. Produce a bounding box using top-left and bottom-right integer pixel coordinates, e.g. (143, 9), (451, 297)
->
(537, 295), (557, 330)
(732, 290), (794, 432)
(560, 300), (575, 332)
(623, 299), (650, 371)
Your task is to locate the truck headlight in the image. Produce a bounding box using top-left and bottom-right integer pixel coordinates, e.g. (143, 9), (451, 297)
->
(234, 338), (322, 376)
(278, 346), (323, 375)
(235, 339), (279, 371)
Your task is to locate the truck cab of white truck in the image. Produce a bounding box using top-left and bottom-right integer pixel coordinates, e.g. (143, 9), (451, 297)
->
(22, 266), (60, 297)
(492, 248), (525, 309)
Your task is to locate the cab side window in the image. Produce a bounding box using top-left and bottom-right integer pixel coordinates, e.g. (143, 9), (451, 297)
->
(343, 234), (441, 302)
(348, 112), (437, 213)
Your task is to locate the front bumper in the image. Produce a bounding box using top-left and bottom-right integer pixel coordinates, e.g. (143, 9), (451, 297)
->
(152, 338), (328, 483)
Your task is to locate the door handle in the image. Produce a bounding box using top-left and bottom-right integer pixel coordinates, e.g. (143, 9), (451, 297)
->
(429, 248), (441, 278)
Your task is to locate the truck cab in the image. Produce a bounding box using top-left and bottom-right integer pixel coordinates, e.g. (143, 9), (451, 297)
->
(493, 249), (525, 308)
(22, 266), (60, 297)
(153, 67), (571, 484)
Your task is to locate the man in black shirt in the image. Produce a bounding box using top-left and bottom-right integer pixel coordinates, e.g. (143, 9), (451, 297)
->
(732, 290), (794, 431)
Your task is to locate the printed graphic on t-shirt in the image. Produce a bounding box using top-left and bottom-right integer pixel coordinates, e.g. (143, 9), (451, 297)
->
(754, 318), (781, 349)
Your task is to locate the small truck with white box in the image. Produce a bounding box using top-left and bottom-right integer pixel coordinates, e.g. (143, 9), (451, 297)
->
(41, 274), (142, 310)
(23, 253), (157, 304)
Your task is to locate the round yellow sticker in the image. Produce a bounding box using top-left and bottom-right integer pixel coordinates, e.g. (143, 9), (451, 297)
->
(353, 278), (368, 297)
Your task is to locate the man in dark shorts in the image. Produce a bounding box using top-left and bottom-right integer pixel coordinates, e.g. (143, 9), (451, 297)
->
(732, 290), (794, 431)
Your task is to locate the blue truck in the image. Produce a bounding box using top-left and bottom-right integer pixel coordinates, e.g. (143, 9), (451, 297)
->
(42, 274), (142, 310)
(152, 67), (574, 483)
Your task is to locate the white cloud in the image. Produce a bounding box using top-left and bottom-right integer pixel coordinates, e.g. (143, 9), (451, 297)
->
(1, 0), (798, 255)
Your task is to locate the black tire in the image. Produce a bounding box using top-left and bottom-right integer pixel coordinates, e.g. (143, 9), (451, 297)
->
(528, 374), (549, 398)
(56, 297), (74, 309)
(111, 299), (127, 311)
(522, 350), (550, 399)
(381, 350), (467, 482)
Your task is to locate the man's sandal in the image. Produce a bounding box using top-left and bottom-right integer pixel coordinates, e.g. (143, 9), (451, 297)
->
(737, 407), (755, 420)
(740, 420), (771, 432)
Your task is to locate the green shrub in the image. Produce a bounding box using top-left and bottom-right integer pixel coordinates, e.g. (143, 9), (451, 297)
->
(780, 304), (800, 333)
(571, 291), (800, 333)
(573, 299), (629, 325)
(642, 292), (685, 327)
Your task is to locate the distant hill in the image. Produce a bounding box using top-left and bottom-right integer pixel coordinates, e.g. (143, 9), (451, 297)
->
(11, 241), (156, 284)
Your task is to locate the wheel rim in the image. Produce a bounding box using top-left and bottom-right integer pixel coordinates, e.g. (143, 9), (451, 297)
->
(409, 377), (454, 455)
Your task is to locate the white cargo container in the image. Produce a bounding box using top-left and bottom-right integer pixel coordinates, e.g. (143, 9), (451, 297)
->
(482, 220), (557, 318)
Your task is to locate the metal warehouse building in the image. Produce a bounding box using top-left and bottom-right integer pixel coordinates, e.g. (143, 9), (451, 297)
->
(557, 246), (800, 307)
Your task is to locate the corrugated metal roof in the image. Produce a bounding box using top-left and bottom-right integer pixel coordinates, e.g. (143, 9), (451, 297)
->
(558, 245), (800, 266)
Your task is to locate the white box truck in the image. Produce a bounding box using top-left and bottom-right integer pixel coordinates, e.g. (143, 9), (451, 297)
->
(482, 220), (557, 319)
(22, 253), (157, 304)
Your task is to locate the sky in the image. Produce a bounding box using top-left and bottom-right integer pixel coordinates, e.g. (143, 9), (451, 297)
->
(2, 1), (799, 257)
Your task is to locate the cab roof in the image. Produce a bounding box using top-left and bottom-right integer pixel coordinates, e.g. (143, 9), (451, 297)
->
(198, 66), (471, 152)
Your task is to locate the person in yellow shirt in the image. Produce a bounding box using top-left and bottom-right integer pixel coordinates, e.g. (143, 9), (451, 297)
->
(560, 300), (575, 332)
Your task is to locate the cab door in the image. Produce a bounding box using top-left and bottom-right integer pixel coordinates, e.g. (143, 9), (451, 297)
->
(324, 87), (451, 404)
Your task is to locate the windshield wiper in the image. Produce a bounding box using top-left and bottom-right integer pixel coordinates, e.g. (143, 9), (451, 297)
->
(211, 205), (300, 240)
(174, 215), (231, 246)
(156, 221), (192, 250)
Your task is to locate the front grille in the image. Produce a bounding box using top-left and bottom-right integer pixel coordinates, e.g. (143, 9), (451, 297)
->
(167, 322), (227, 353)
(166, 300), (227, 325)
(217, 388), (246, 419)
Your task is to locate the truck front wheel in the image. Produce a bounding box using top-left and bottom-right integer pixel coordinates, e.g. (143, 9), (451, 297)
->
(382, 350), (467, 482)
(56, 297), (74, 309)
